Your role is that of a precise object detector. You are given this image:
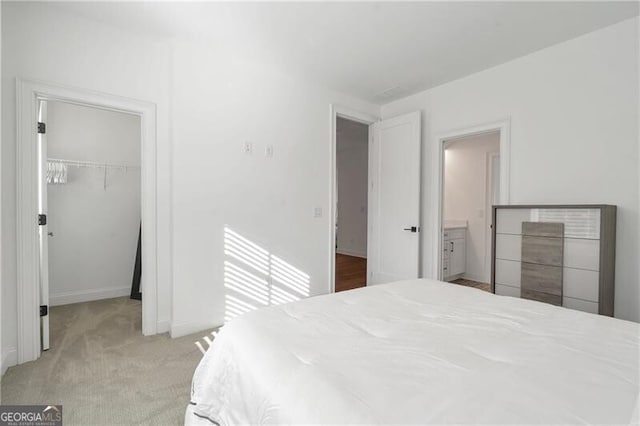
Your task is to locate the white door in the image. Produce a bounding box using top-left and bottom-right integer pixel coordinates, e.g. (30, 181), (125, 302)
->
(38, 100), (50, 351)
(367, 111), (421, 285)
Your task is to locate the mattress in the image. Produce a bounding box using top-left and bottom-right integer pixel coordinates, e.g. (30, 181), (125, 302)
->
(187, 279), (640, 425)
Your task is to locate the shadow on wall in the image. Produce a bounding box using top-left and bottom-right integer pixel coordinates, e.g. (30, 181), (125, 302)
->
(223, 227), (310, 323)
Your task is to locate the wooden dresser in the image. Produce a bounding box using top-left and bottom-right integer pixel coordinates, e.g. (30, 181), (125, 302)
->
(491, 205), (616, 316)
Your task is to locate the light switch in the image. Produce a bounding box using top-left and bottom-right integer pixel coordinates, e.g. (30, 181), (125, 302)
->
(313, 206), (323, 218)
(265, 145), (274, 158)
(243, 141), (253, 155)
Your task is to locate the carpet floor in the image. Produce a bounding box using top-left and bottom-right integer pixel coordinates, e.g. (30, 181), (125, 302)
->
(1, 297), (206, 425)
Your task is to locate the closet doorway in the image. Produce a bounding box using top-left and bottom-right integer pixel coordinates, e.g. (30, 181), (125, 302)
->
(334, 117), (370, 292)
(38, 100), (142, 350)
(17, 80), (158, 364)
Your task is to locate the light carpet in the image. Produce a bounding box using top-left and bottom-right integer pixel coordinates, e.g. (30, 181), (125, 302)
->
(1, 297), (207, 425)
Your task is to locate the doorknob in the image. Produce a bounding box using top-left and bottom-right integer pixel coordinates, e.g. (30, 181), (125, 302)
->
(403, 226), (419, 233)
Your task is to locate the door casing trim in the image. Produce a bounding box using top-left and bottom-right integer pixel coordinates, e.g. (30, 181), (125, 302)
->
(434, 118), (511, 284)
(329, 104), (379, 293)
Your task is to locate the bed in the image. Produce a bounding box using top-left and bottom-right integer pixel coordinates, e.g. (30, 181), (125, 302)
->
(186, 279), (639, 425)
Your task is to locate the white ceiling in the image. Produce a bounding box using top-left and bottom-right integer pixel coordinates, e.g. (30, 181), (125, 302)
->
(48, 1), (639, 104)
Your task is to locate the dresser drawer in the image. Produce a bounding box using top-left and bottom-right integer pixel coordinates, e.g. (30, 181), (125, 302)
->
(563, 297), (599, 314)
(537, 208), (601, 239)
(496, 209), (532, 234)
(563, 267), (599, 302)
(495, 259), (521, 288)
(495, 208), (601, 239)
(564, 238), (600, 271)
(495, 284), (520, 298)
(495, 234), (521, 262)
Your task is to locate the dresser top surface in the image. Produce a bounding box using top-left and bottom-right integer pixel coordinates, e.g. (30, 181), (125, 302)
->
(493, 204), (615, 210)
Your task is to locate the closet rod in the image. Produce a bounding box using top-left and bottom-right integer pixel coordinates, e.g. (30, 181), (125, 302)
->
(48, 158), (140, 171)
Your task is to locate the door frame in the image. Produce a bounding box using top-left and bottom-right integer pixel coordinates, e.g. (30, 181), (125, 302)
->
(434, 118), (511, 283)
(329, 104), (378, 293)
(16, 78), (159, 364)
(485, 152), (501, 283)
(37, 100), (50, 351)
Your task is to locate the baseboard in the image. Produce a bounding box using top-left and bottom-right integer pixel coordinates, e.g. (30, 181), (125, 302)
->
(49, 286), (130, 306)
(1, 347), (17, 376)
(171, 320), (222, 339)
(336, 249), (367, 259)
(444, 273), (464, 282)
(156, 320), (171, 334)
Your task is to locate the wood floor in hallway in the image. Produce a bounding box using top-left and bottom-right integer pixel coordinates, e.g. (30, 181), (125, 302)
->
(335, 254), (367, 292)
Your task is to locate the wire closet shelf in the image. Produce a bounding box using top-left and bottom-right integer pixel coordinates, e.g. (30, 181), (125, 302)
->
(48, 158), (140, 172)
(47, 158), (140, 189)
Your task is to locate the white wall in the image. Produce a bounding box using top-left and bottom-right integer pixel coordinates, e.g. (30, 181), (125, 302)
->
(47, 102), (140, 306)
(382, 17), (640, 321)
(2, 2), (172, 367)
(444, 132), (499, 283)
(169, 39), (378, 336)
(336, 118), (368, 258)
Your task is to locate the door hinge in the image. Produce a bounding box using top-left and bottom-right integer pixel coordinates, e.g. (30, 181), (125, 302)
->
(40, 305), (48, 317)
(38, 214), (47, 226)
(37, 122), (46, 134)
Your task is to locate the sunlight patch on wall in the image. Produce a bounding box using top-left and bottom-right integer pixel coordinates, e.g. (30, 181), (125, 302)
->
(224, 228), (270, 274)
(224, 261), (269, 305)
(223, 227), (311, 323)
(270, 254), (310, 303)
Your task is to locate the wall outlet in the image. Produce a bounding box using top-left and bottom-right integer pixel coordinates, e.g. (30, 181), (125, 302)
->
(313, 206), (323, 218)
(243, 141), (253, 155)
(265, 145), (274, 158)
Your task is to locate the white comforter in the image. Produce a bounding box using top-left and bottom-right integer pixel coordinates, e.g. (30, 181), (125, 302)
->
(187, 279), (640, 425)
